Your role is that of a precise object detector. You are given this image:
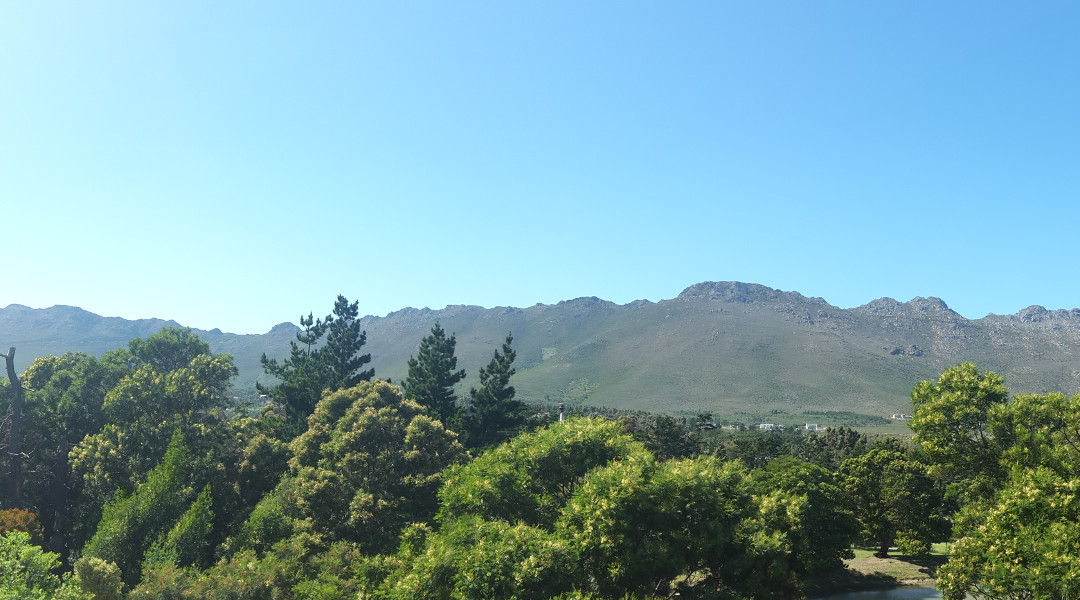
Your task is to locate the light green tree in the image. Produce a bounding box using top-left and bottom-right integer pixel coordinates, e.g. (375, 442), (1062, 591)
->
(936, 392), (1080, 599)
(273, 381), (466, 554)
(72, 557), (122, 600)
(937, 466), (1080, 600)
(557, 454), (797, 598)
(909, 362), (1008, 503)
(69, 348), (236, 550)
(437, 416), (650, 529)
(81, 431), (211, 587)
(0, 531), (89, 600)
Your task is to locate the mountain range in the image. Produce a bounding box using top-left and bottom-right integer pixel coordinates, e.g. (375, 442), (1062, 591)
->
(4, 281), (1079, 423)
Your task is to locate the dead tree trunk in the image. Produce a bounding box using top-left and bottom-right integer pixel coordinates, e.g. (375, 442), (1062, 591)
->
(3, 346), (22, 507)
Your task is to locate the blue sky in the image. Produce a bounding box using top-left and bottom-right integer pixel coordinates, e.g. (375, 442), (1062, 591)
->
(2, 2), (1077, 334)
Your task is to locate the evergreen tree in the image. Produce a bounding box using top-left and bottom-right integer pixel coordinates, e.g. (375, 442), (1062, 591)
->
(258, 295), (372, 422)
(403, 322), (466, 424)
(463, 333), (527, 448)
(322, 295), (374, 389)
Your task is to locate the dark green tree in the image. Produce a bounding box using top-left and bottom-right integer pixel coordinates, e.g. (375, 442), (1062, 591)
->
(321, 295), (374, 389)
(462, 333), (527, 449)
(127, 327), (210, 373)
(16, 352), (129, 556)
(839, 448), (947, 557)
(637, 414), (696, 460)
(798, 425), (868, 471)
(403, 322), (466, 425)
(258, 295), (372, 423)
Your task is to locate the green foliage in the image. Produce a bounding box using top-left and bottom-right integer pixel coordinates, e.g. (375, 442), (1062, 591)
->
(0, 530), (88, 600)
(634, 414), (696, 460)
(377, 516), (577, 600)
(909, 362), (1008, 501)
(839, 448), (947, 557)
(73, 557), (123, 600)
(710, 427), (804, 469)
(557, 454), (798, 598)
(128, 327), (211, 373)
(749, 456), (858, 575)
(438, 416), (650, 529)
(462, 333), (527, 448)
(381, 418), (807, 600)
(11, 352), (128, 553)
(82, 432), (218, 587)
(278, 381), (466, 553)
(403, 322), (466, 425)
(991, 391), (1080, 476)
(233, 418), (292, 510)
(143, 485), (215, 571)
(228, 493), (295, 556)
(797, 425), (868, 471)
(70, 347), (236, 528)
(932, 390), (1080, 598)
(259, 295), (373, 424)
(937, 467), (1080, 600)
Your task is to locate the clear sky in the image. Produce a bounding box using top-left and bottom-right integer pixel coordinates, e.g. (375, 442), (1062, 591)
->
(2, 2), (1078, 334)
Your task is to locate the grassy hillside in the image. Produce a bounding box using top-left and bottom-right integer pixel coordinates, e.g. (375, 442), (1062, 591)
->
(5, 282), (1080, 420)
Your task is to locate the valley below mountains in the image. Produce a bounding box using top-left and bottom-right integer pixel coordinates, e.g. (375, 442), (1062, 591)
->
(5, 281), (1080, 421)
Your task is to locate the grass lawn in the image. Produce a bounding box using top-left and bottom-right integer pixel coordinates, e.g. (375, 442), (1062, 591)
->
(807, 545), (950, 595)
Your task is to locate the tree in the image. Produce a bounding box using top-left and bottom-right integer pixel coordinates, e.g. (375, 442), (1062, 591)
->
(375, 517), (577, 600)
(69, 350), (236, 528)
(403, 322), (465, 425)
(798, 425), (868, 471)
(321, 295), (373, 389)
(839, 448), (947, 557)
(378, 419), (798, 600)
(637, 414), (696, 460)
(935, 392), (1080, 599)
(2, 347), (25, 508)
(909, 363), (1009, 503)
(271, 381), (466, 554)
(81, 431), (214, 587)
(127, 327), (210, 373)
(462, 333), (526, 448)
(0, 530), (89, 600)
(749, 456), (858, 575)
(556, 455), (798, 598)
(437, 416), (651, 529)
(258, 295), (372, 423)
(937, 467), (1080, 600)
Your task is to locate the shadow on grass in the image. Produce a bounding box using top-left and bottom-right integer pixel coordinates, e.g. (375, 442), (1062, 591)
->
(806, 554), (947, 596)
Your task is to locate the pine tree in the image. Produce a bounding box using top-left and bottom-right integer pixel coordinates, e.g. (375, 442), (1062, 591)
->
(322, 295), (374, 388)
(463, 333), (527, 449)
(258, 295), (372, 422)
(403, 322), (466, 424)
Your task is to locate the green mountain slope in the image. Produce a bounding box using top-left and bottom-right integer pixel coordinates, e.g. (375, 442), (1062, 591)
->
(5, 282), (1080, 419)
